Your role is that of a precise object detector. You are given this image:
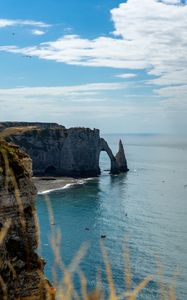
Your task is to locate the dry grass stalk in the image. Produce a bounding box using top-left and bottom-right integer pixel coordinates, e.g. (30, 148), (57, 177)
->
(0, 220), (11, 247)
(0, 275), (8, 300)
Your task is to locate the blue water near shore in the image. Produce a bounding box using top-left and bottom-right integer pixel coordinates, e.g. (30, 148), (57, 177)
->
(36, 134), (187, 299)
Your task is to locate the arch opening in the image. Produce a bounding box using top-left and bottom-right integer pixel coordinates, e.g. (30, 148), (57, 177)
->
(99, 138), (120, 175)
(99, 150), (111, 174)
(44, 165), (57, 176)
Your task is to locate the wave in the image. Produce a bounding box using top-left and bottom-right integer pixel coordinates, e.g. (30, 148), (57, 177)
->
(38, 183), (75, 195)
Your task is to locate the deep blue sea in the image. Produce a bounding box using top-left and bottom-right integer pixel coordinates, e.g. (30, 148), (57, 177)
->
(36, 134), (187, 299)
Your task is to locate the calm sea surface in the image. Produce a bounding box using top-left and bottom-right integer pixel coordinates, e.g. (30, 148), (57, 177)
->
(36, 134), (187, 299)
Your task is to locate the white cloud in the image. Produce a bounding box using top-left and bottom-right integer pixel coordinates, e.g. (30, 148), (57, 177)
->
(31, 29), (46, 36)
(0, 18), (50, 28)
(155, 84), (187, 98)
(0, 35), (148, 69)
(115, 73), (137, 79)
(158, 0), (182, 4)
(0, 82), (127, 98)
(147, 69), (187, 86)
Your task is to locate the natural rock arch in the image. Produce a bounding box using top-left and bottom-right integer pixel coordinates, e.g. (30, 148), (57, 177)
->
(99, 138), (120, 174)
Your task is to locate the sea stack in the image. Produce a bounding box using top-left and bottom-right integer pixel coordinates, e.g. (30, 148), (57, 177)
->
(115, 139), (129, 172)
(0, 140), (54, 299)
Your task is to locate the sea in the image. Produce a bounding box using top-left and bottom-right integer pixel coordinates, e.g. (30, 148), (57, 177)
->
(36, 134), (187, 299)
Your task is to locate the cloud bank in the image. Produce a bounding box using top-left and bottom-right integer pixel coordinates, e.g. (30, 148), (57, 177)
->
(0, 0), (187, 92)
(0, 83), (167, 132)
(0, 0), (186, 133)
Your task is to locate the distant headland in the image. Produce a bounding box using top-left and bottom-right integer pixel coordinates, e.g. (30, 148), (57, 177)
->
(0, 122), (129, 178)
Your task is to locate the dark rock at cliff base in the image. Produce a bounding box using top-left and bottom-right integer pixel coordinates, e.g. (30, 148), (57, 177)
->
(0, 122), (128, 177)
(115, 139), (129, 172)
(0, 140), (54, 299)
(40, 177), (57, 181)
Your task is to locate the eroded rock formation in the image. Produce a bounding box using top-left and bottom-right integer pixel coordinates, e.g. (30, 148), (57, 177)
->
(0, 122), (128, 177)
(0, 140), (54, 299)
(115, 139), (129, 172)
(100, 138), (121, 174)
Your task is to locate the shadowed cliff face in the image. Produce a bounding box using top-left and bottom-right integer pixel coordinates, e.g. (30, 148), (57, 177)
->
(0, 140), (54, 299)
(1, 122), (128, 177)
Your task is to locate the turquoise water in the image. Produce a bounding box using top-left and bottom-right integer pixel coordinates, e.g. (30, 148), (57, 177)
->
(36, 134), (187, 299)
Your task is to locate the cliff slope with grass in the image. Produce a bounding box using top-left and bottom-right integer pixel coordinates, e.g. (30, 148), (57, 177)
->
(0, 139), (54, 299)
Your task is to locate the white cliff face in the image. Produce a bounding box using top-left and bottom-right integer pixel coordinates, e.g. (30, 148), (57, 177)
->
(1, 122), (128, 177)
(6, 127), (101, 177)
(59, 128), (101, 176)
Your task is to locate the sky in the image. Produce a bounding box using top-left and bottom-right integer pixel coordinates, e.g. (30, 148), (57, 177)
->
(0, 0), (187, 134)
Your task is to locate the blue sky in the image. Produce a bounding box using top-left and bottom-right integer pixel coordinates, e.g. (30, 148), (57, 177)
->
(0, 0), (187, 133)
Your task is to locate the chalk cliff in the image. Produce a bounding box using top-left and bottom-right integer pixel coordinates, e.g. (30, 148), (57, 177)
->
(1, 122), (128, 177)
(0, 140), (54, 299)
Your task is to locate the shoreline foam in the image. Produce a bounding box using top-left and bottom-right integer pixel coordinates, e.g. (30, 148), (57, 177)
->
(33, 177), (95, 195)
(38, 183), (76, 195)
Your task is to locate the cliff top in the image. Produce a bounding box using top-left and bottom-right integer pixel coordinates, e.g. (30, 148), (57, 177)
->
(0, 121), (65, 131)
(0, 122), (99, 135)
(0, 139), (31, 179)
